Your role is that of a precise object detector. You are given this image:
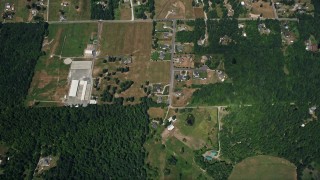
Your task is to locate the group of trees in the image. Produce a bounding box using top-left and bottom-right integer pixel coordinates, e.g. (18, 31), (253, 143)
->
(91, 0), (120, 20)
(134, 0), (155, 19)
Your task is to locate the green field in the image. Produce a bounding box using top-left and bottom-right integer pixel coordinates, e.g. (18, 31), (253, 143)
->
(48, 23), (98, 57)
(229, 155), (297, 180)
(175, 108), (218, 150)
(48, 0), (91, 21)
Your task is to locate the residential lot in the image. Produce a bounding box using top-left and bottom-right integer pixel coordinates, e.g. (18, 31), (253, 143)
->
(48, 0), (91, 21)
(93, 22), (170, 104)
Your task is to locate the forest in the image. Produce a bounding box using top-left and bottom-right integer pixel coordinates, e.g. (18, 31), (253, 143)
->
(0, 23), (47, 108)
(0, 23), (150, 179)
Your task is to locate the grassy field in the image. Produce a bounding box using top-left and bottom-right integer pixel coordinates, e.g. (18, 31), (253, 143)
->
(175, 108), (218, 150)
(26, 55), (70, 106)
(48, 23), (98, 57)
(101, 22), (152, 56)
(229, 155), (297, 180)
(155, 0), (194, 19)
(48, 0), (91, 21)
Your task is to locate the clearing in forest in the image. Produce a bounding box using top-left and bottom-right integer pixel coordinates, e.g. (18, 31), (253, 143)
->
(229, 155), (297, 180)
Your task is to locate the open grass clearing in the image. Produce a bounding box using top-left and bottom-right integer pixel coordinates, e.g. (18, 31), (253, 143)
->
(48, 23), (98, 57)
(148, 107), (166, 119)
(229, 155), (297, 180)
(174, 108), (218, 150)
(48, 0), (91, 21)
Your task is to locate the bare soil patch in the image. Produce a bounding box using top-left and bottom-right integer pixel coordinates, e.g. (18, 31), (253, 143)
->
(251, 1), (275, 18)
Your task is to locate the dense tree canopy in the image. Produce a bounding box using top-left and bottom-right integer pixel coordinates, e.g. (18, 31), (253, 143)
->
(0, 23), (46, 108)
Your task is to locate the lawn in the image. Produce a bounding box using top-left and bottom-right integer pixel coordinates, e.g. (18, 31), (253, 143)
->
(229, 155), (297, 180)
(48, 23), (98, 57)
(175, 108), (218, 150)
(48, 0), (91, 21)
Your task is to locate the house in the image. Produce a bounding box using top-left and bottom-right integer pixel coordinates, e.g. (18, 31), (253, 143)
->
(153, 84), (162, 93)
(37, 156), (52, 167)
(176, 44), (184, 52)
(157, 96), (162, 103)
(258, 23), (271, 34)
(202, 150), (218, 161)
(238, 23), (245, 29)
(159, 51), (165, 60)
(167, 124), (175, 131)
(219, 35), (232, 45)
(216, 70), (226, 82)
(193, 70), (200, 78)
(163, 32), (172, 39)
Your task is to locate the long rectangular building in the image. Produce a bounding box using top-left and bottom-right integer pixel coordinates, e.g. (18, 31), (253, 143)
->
(69, 80), (79, 97)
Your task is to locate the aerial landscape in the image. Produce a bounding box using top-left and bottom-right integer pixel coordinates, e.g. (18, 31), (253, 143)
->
(0, 0), (320, 179)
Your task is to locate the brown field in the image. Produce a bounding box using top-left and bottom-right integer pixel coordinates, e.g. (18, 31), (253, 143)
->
(155, 0), (194, 19)
(251, 0), (275, 18)
(194, 7), (205, 18)
(148, 107), (166, 119)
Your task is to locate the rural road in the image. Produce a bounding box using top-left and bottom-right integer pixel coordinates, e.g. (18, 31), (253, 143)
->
(130, 0), (134, 21)
(169, 20), (177, 106)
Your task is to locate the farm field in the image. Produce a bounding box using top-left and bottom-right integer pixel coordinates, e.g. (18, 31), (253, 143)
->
(229, 155), (297, 180)
(155, 0), (194, 19)
(47, 23), (98, 57)
(48, 0), (91, 21)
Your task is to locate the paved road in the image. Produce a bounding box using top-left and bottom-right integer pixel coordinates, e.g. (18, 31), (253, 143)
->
(47, 17), (299, 24)
(169, 20), (177, 106)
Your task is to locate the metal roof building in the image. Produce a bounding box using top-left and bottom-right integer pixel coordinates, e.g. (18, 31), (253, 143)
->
(69, 80), (79, 97)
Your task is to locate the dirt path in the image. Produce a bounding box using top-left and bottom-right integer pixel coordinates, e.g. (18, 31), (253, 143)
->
(50, 28), (63, 56)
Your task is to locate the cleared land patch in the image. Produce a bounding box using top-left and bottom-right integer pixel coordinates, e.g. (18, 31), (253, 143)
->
(229, 155), (297, 180)
(155, 0), (194, 19)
